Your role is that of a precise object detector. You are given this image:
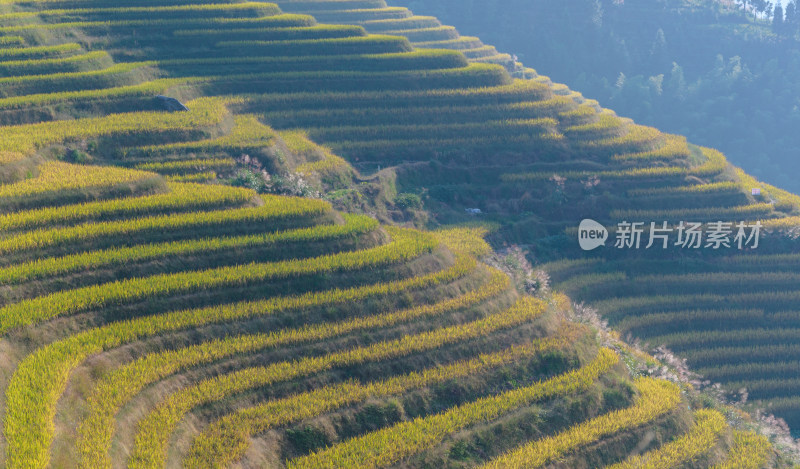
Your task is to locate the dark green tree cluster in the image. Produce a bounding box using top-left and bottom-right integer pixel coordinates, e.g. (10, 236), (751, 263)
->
(392, 0), (800, 193)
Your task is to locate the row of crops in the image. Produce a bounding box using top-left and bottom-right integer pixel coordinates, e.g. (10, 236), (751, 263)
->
(0, 0), (788, 466)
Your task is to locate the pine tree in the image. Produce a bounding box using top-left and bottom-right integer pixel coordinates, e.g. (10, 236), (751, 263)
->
(773, 2), (784, 33)
(787, 1), (799, 37)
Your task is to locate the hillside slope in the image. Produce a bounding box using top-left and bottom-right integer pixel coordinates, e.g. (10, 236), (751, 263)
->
(266, 0), (800, 436)
(0, 0), (791, 467)
(389, 0), (800, 194)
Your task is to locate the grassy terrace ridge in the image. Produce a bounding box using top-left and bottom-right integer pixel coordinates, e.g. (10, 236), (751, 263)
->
(10, 251), (478, 469)
(0, 14), (317, 33)
(608, 408), (728, 469)
(129, 296), (548, 468)
(0, 1), (282, 18)
(0, 43), (81, 59)
(0, 198), (328, 256)
(288, 347), (620, 469)
(0, 0), (790, 467)
(479, 377), (681, 469)
(184, 332), (554, 468)
(0, 213), (377, 284)
(0, 182), (255, 231)
(0, 224), (430, 332)
(0, 97), (228, 156)
(83, 266), (510, 468)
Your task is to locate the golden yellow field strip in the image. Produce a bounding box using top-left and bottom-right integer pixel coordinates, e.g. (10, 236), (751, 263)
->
(627, 181), (740, 197)
(0, 182), (253, 232)
(0, 35), (23, 45)
(0, 50), (109, 73)
(80, 267), (509, 468)
(711, 430), (771, 469)
(186, 334), (571, 468)
(0, 78), (195, 110)
(0, 227), (435, 333)
(479, 377), (681, 468)
(607, 408), (727, 469)
(5, 254), (476, 469)
(694, 146), (729, 176)
(583, 123), (663, 149)
(0, 195), (329, 254)
(432, 225), (494, 257)
(165, 172), (217, 182)
(503, 144), (729, 183)
(287, 347), (619, 469)
(282, 129), (350, 175)
(130, 297), (546, 468)
(564, 113), (624, 134)
(0, 213), (377, 284)
(0, 15), (305, 33)
(0, 1), (280, 20)
(0, 151), (26, 164)
(133, 158), (235, 172)
(137, 115), (275, 152)
(612, 134), (691, 161)
(0, 43), (80, 59)
(0, 161), (155, 199)
(501, 166), (686, 182)
(0, 97), (227, 155)
(0, 61), (151, 86)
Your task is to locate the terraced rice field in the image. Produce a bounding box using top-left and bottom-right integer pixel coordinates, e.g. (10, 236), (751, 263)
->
(0, 0), (790, 466)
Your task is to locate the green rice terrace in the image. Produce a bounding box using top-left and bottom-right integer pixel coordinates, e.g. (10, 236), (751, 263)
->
(0, 0), (794, 467)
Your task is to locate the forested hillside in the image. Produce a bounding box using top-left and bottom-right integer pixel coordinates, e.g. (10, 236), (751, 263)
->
(0, 0), (794, 467)
(391, 0), (800, 194)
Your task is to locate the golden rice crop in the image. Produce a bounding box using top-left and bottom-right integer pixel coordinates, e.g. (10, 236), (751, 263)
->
(558, 104), (596, 121)
(0, 61), (151, 86)
(432, 225), (495, 256)
(0, 97), (228, 155)
(136, 114), (275, 153)
(170, 23), (364, 38)
(0, 14), (312, 33)
(0, 78), (195, 110)
(0, 227), (435, 333)
(0, 161), (156, 199)
(0, 194), (328, 254)
(0, 50), (110, 74)
(0, 43), (80, 59)
(608, 203), (775, 221)
(215, 34), (410, 50)
(0, 1), (280, 20)
(712, 430), (771, 469)
(480, 377), (681, 468)
(0, 213), (378, 284)
(282, 129), (349, 175)
(607, 408), (727, 469)
(243, 79), (549, 110)
(79, 266), (508, 468)
(693, 147), (729, 176)
(133, 158), (235, 172)
(0, 151), (26, 164)
(564, 113), (624, 135)
(0, 35), (23, 45)
(0, 182), (253, 232)
(165, 172), (217, 182)
(502, 166), (686, 182)
(584, 123), (664, 150)
(186, 334), (569, 468)
(288, 347), (619, 469)
(613, 134), (691, 161)
(627, 182), (740, 197)
(129, 297), (546, 468)
(6, 254), (476, 469)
